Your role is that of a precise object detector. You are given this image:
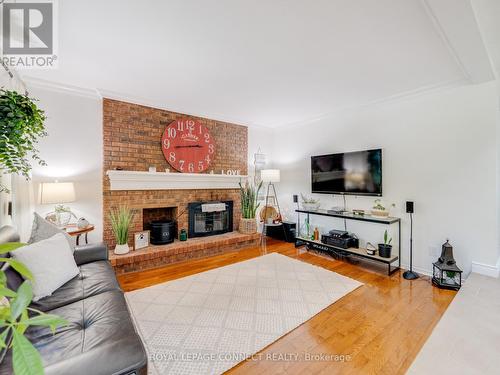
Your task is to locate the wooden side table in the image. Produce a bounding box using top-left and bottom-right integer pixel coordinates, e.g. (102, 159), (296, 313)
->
(65, 224), (95, 246)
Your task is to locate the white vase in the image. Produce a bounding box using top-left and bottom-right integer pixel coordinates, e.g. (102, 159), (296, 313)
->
(114, 243), (130, 255)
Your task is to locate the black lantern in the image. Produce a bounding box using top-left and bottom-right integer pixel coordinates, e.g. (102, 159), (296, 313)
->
(432, 240), (462, 290)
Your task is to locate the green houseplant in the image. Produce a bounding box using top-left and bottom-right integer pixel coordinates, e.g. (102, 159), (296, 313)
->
(109, 206), (135, 255)
(371, 199), (395, 217)
(0, 243), (67, 374)
(378, 230), (393, 258)
(0, 89), (47, 193)
(0, 89), (64, 374)
(238, 180), (263, 234)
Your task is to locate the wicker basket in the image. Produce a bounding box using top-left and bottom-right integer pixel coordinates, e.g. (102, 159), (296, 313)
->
(239, 217), (257, 234)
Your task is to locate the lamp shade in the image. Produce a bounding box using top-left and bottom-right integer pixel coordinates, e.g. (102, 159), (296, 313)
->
(261, 169), (280, 183)
(40, 182), (75, 204)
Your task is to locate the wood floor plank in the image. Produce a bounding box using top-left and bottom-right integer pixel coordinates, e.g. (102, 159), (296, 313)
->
(117, 238), (456, 375)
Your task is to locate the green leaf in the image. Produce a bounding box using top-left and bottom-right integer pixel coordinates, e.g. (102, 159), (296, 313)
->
(0, 270), (6, 286)
(11, 329), (44, 375)
(23, 314), (67, 333)
(0, 258), (33, 281)
(0, 327), (10, 348)
(10, 281), (32, 321)
(0, 243), (25, 254)
(0, 287), (17, 298)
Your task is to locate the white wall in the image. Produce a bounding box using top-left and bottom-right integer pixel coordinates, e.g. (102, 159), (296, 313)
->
(29, 86), (103, 243)
(271, 81), (499, 275)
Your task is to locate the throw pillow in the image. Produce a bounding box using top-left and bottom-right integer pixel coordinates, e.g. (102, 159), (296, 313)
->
(10, 233), (80, 301)
(28, 212), (75, 250)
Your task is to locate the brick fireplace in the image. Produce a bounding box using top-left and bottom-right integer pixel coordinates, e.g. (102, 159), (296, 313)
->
(103, 99), (259, 273)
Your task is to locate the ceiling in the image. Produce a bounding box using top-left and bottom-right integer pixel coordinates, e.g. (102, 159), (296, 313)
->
(22, 0), (497, 128)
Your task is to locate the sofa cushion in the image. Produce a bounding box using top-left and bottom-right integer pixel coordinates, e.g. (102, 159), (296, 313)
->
(28, 212), (75, 249)
(0, 290), (147, 375)
(30, 261), (120, 312)
(10, 233), (80, 301)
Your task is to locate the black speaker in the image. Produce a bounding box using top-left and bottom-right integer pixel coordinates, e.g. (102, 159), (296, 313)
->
(266, 221), (296, 242)
(293, 194), (298, 203)
(406, 201), (414, 214)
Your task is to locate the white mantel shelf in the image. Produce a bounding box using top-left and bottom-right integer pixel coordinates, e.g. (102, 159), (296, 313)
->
(106, 170), (247, 191)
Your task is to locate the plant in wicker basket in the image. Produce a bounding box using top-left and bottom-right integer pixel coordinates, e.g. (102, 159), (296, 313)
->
(238, 180), (263, 234)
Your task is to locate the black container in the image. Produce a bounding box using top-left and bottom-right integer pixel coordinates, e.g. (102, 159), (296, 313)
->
(149, 220), (175, 245)
(378, 244), (392, 258)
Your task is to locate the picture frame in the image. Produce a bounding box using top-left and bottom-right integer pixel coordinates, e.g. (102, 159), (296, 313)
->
(134, 230), (150, 250)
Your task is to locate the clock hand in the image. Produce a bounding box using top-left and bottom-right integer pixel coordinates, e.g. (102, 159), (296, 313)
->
(174, 145), (203, 148)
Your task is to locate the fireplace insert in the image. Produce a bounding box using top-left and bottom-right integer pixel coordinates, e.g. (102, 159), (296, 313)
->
(188, 201), (233, 238)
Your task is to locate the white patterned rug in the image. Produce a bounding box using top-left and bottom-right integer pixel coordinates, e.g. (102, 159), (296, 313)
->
(125, 252), (362, 375)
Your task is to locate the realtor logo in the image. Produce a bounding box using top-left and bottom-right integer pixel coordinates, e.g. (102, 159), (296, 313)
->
(1, 0), (58, 69)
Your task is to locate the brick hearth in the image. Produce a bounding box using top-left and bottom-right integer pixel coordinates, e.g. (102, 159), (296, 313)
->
(109, 232), (260, 274)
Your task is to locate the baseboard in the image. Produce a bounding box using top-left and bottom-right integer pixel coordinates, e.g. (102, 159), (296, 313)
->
(471, 258), (500, 278)
(400, 263), (433, 277)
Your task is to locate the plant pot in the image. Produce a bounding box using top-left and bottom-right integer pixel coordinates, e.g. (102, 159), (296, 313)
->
(378, 244), (392, 258)
(114, 243), (130, 255)
(371, 209), (389, 217)
(239, 217), (257, 234)
(302, 202), (320, 211)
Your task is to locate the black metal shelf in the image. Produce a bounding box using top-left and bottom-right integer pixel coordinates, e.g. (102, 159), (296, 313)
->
(295, 209), (401, 275)
(295, 209), (400, 224)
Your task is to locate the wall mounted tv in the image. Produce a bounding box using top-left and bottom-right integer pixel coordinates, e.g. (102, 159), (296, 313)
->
(311, 149), (382, 196)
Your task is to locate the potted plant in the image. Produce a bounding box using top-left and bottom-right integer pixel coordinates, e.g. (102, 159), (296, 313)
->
(109, 206), (135, 254)
(0, 243), (67, 374)
(371, 199), (395, 217)
(238, 180), (263, 234)
(301, 194), (320, 211)
(0, 89), (47, 193)
(378, 230), (392, 258)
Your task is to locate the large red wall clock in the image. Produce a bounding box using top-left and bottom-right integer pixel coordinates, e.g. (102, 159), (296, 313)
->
(161, 118), (215, 173)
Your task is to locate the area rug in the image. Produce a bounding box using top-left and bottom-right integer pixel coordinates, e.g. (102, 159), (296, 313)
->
(125, 252), (362, 375)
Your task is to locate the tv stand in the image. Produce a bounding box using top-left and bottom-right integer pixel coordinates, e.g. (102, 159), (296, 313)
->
(295, 209), (401, 275)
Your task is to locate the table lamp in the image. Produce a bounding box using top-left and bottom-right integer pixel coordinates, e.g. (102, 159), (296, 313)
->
(40, 182), (76, 227)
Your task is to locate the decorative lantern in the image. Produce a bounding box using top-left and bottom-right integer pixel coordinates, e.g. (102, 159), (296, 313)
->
(432, 240), (462, 290)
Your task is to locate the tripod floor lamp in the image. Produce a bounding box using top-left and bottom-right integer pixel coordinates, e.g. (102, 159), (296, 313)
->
(260, 169), (284, 242)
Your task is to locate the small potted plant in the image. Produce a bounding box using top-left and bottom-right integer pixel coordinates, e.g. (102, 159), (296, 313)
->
(238, 180), (263, 234)
(378, 230), (392, 258)
(371, 199), (395, 217)
(109, 206), (135, 254)
(301, 194), (320, 211)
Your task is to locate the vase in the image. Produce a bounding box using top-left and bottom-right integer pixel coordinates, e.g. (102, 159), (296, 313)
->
(56, 211), (72, 227)
(239, 218), (257, 234)
(114, 243), (130, 255)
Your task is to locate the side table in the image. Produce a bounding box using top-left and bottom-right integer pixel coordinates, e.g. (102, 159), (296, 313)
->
(65, 224), (95, 246)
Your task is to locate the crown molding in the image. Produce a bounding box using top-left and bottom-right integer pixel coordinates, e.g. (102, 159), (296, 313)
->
(421, 0), (495, 84)
(98, 88), (271, 131)
(271, 78), (468, 130)
(21, 76), (102, 99)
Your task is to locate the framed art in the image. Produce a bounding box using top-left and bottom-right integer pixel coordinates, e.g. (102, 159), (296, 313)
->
(134, 230), (150, 250)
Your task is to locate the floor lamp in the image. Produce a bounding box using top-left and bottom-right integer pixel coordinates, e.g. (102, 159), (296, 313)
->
(260, 169), (283, 240)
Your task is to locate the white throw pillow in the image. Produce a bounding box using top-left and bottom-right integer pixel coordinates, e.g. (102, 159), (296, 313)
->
(11, 233), (80, 301)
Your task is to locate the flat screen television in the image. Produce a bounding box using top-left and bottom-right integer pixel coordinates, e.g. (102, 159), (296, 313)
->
(311, 149), (382, 196)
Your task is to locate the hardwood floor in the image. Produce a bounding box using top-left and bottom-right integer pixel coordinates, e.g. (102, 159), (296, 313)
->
(117, 239), (456, 375)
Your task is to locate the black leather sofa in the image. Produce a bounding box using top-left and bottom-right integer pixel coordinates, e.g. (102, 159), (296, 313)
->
(0, 226), (147, 375)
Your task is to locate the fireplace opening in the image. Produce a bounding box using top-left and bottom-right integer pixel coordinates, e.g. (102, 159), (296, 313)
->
(143, 207), (177, 245)
(188, 201), (233, 238)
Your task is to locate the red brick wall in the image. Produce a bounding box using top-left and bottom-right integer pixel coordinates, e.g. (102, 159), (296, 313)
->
(103, 98), (248, 247)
